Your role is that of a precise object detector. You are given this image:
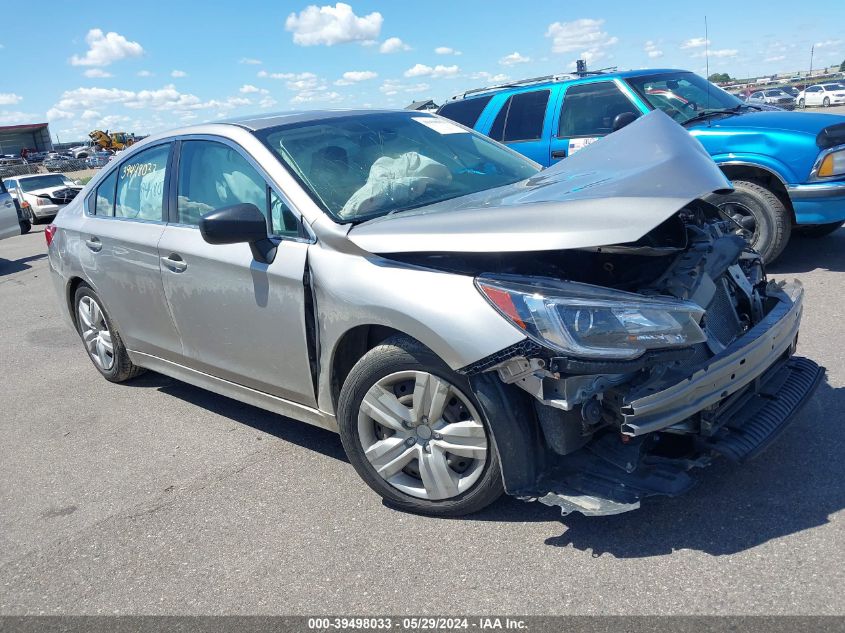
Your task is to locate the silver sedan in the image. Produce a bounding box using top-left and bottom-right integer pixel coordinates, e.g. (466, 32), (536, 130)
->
(47, 110), (821, 517)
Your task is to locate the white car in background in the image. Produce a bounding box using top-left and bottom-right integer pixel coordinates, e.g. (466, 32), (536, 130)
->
(798, 83), (845, 108)
(2, 174), (83, 224)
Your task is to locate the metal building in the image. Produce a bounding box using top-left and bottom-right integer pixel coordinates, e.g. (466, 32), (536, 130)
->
(0, 123), (53, 156)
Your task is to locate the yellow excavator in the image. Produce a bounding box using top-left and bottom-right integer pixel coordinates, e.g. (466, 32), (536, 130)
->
(88, 130), (136, 152)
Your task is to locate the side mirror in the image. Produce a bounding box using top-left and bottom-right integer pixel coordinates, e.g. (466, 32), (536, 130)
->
(612, 112), (638, 132)
(199, 203), (276, 264)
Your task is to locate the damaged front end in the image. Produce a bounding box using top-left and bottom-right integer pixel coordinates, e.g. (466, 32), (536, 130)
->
(464, 202), (824, 516)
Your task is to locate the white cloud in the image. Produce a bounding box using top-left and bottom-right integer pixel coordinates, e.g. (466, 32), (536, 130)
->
(499, 52), (530, 66)
(546, 18), (618, 64)
(764, 54), (786, 62)
(51, 84), (253, 116)
(137, 70), (153, 77)
(335, 70), (378, 85)
(692, 48), (738, 59)
(240, 57), (262, 65)
(239, 84), (269, 94)
(0, 111), (38, 125)
(681, 37), (710, 50)
(470, 71), (509, 83)
(290, 89), (341, 104)
(84, 68), (113, 78)
(404, 63), (460, 78)
(259, 96), (278, 108)
(0, 93), (22, 105)
(435, 46), (461, 56)
(47, 108), (75, 121)
(644, 40), (663, 59)
(815, 39), (842, 48)
(171, 70), (187, 78)
(285, 2), (382, 46)
(70, 28), (144, 67)
(379, 80), (430, 96)
(380, 37), (410, 54)
(80, 109), (101, 120)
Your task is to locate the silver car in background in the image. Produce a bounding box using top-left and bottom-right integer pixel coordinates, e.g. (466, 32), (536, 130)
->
(47, 110), (822, 517)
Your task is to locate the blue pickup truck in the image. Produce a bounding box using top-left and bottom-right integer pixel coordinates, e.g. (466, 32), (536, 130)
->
(438, 69), (845, 262)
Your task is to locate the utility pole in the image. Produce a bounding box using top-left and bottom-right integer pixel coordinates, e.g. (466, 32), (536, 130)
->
(809, 44), (815, 78)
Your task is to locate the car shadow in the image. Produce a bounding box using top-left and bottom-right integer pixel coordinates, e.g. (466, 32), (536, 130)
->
(768, 229), (845, 274)
(0, 253), (47, 276)
(123, 372), (844, 548)
(125, 371), (348, 463)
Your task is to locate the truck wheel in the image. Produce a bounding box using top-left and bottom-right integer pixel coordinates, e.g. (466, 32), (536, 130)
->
(337, 335), (504, 517)
(709, 180), (792, 264)
(796, 220), (844, 238)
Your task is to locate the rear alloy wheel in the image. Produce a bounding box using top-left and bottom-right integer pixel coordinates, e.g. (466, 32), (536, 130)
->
(823, 97), (830, 107)
(337, 336), (503, 516)
(796, 220), (844, 238)
(74, 284), (145, 383)
(709, 179), (792, 264)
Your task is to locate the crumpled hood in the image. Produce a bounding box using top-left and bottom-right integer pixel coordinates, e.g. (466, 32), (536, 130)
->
(28, 185), (82, 197)
(348, 110), (731, 254)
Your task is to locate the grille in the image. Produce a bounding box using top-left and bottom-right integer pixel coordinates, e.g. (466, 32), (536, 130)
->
(47, 188), (79, 205)
(704, 277), (743, 348)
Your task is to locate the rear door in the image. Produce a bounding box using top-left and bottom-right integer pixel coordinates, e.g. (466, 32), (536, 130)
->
(482, 88), (556, 165)
(157, 137), (316, 406)
(77, 142), (183, 361)
(551, 80), (642, 165)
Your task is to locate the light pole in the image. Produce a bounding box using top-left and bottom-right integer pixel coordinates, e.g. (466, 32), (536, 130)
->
(809, 44), (815, 79)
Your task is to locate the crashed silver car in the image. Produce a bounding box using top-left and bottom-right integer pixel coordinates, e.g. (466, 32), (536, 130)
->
(47, 110), (823, 517)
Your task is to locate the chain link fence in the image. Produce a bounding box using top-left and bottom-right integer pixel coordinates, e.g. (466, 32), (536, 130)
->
(1, 157), (106, 185)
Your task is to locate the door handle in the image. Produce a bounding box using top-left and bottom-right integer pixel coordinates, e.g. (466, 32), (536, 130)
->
(84, 236), (102, 252)
(161, 254), (187, 272)
(551, 149), (568, 159)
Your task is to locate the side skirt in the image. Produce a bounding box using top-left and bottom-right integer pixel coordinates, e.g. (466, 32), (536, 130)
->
(128, 350), (339, 433)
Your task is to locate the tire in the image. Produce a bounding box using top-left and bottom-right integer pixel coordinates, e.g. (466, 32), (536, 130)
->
(795, 220), (844, 238)
(18, 219), (31, 234)
(709, 179), (792, 264)
(823, 97), (830, 107)
(73, 284), (145, 383)
(337, 335), (504, 517)
(798, 98), (805, 108)
(25, 206), (38, 225)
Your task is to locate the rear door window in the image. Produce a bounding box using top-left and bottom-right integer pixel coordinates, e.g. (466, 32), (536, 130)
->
(114, 144), (170, 221)
(488, 90), (550, 142)
(93, 169), (117, 216)
(558, 82), (639, 138)
(437, 96), (493, 128)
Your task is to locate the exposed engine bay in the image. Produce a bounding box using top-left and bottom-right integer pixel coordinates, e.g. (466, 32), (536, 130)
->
(384, 200), (824, 516)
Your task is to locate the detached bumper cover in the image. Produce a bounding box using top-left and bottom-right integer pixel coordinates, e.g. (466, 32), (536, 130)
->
(620, 282), (804, 437)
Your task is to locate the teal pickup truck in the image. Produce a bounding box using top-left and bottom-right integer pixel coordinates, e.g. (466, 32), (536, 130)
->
(438, 68), (845, 262)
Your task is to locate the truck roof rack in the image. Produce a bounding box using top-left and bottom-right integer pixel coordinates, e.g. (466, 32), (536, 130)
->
(449, 64), (618, 101)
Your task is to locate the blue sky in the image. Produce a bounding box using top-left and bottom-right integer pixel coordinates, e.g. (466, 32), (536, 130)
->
(1, 1), (843, 142)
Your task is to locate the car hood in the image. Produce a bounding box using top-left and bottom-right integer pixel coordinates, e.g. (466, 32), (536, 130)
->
(348, 110), (731, 254)
(689, 110), (843, 136)
(27, 185), (81, 196)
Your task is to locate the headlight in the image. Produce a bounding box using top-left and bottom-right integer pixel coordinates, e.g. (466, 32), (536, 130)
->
(476, 276), (706, 360)
(816, 148), (845, 179)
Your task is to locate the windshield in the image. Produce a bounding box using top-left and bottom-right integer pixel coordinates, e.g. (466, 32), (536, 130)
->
(20, 175), (74, 192)
(823, 84), (845, 91)
(256, 112), (540, 223)
(626, 72), (745, 123)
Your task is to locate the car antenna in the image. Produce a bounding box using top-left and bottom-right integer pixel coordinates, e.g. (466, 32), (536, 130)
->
(705, 15), (711, 124)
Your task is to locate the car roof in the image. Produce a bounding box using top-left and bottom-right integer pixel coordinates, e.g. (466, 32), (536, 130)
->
(446, 68), (691, 101)
(217, 108), (406, 131)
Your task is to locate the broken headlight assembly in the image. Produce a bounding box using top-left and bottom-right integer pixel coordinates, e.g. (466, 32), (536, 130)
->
(476, 275), (707, 360)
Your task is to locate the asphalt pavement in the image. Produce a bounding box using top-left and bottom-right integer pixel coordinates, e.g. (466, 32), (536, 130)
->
(0, 225), (843, 615)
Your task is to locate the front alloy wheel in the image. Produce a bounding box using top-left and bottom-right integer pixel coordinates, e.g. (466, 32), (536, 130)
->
(337, 335), (504, 516)
(358, 370), (488, 501)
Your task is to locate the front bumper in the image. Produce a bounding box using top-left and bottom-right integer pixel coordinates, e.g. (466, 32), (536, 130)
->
(787, 181), (845, 224)
(31, 204), (62, 219)
(620, 281), (804, 436)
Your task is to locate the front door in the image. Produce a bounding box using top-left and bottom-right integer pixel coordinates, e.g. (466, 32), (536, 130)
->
(483, 89), (554, 165)
(551, 81), (642, 165)
(157, 138), (316, 406)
